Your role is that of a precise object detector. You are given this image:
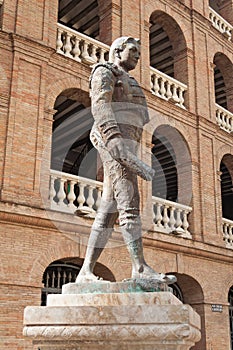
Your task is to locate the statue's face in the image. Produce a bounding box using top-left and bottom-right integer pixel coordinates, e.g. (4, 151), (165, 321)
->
(119, 42), (140, 71)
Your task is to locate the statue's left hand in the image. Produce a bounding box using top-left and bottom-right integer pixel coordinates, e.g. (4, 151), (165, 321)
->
(106, 137), (127, 161)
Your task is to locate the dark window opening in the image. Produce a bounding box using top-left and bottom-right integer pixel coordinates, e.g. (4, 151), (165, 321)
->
(214, 67), (227, 109)
(51, 93), (97, 180)
(58, 0), (99, 39)
(221, 161), (233, 221)
(152, 132), (178, 202)
(150, 22), (174, 77)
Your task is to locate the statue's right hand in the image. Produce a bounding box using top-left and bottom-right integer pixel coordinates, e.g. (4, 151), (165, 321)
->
(106, 137), (127, 161)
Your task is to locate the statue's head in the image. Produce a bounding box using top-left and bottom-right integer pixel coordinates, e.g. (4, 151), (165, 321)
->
(109, 36), (141, 72)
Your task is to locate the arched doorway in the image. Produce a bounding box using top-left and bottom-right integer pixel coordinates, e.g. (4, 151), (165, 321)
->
(174, 273), (205, 350)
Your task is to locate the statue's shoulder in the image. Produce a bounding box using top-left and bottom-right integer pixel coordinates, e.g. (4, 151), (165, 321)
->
(89, 62), (122, 87)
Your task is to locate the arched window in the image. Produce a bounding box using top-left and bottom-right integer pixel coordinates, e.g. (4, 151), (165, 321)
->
(152, 131), (178, 202)
(220, 155), (233, 221)
(213, 53), (233, 112)
(151, 125), (192, 205)
(41, 260), (81, 305)
(214, 66), (227, 109)
(58, 0), (100, 39)
(228, 286), (233, 349)
(51, 88), (98, 180)
(150, 22), (174, 77)
(149, 11), (187, 83)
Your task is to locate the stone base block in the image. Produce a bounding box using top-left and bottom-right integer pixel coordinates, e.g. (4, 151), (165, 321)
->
(23, 282), (201, 350)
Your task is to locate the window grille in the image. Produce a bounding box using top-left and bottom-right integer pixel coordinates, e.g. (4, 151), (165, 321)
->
(41, 262), (81, 306)
(171, 282), (184, 303)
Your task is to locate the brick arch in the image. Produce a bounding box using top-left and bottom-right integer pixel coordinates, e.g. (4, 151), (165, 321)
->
(28, 238), (80, 285)
(216, 144), (233, 170)
(45, 76), (89, 111)
(146, 110), (195, 163)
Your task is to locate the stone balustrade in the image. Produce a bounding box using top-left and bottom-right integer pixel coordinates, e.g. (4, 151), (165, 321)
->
(50, 171), (192, 238)
(150, 67), (187, 109)
(56, 23), (109, 65)
(215, 103), (233, 133)
(223, 218), (233, 249)
(209, 7), (232, 40)
(152, 196), (192, 238)
(50, 170), (103, 216)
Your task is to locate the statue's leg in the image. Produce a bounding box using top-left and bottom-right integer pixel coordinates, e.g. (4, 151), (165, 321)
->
(112, 165), (176, 284)
(76, 165), (118, 283)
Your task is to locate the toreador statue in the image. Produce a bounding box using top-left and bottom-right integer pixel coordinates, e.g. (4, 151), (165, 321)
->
(76, 37), (176, 285)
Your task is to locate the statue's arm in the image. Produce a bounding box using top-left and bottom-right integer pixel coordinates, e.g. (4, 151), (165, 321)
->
(91, 66), (121, 144)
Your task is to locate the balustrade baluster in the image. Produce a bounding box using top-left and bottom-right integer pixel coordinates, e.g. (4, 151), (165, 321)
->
(163, 205), (169, 229)
(71, 36), (81, 62)
(150, 73), (154, 93)
(160, 78), (166, 99)
(182, 210), (190, 234)
(64, 33), (73, 58)
(223, 222), (229, 246)
(95, 187), (102, 210)
(56, 28), (64, 54)
(67, 180), (77, 212)
(155, 202), (163, 227)
(171, 85), (180, 104)
(81, 41), (95, 64)
(175, 209), (183, 232)
(49, 175), (56, 205)
(90, 45), (98, 63)
(166, 81), (172, 100)
(99, 48), (105, 63)
(77, 183), (86, 209)
(86, 185), (95, 211)
(57, 178), (66, 206)
(153, 75), (160, 96)
(169, 207), (176, 231)
(178, 87), (185, 108)
(216, 109), (222, 126)
(225, 115), (231, 132)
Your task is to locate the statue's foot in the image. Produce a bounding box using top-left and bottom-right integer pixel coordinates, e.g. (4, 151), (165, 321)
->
(132, 264), (177, 285)
(75, 271), (105, 283)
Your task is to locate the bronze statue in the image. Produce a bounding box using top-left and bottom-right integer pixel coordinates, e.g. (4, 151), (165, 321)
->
(76, 37), (176, 284)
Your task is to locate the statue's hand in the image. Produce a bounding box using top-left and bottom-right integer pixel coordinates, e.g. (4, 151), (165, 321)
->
(106, 137), (127, 161)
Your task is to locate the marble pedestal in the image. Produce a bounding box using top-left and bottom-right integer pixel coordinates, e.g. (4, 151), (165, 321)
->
(23, 281), (201, 350)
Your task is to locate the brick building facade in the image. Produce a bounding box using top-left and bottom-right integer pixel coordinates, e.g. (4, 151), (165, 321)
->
(0, 0), (233, 349)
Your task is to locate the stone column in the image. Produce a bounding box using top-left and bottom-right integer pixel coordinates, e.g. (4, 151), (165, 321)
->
(23, 281), (201, 350)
